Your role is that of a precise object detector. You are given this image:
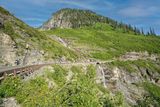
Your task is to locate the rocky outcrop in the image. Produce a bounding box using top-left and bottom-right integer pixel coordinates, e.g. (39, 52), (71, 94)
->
(41, 8), (109, 29)
(50, 35), (69, 47)
(0, 7), (46, 66)
(0, 33), (17, 66)
(96, 61), (160, 106)
(1, 97), (20, 107)
(119, 51), (159, 61)
(0, 32), (45, 67)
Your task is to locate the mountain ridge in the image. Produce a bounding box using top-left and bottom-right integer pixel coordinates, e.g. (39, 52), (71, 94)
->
(41, 8), (140, 34)
(41, 8), (108, 29)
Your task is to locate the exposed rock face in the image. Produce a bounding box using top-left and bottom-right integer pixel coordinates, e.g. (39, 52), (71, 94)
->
(119, 52), (158, 61)
(41, 8), (109, 29)
(0, 33), (17, 66)
(51, 35), (68, 47)
(0, 32), (45, 67)
(1, 97), (20, 107)
(113, 68), (145, 105)
(96, 63), (160, 106)
(0, 7), (46, 66)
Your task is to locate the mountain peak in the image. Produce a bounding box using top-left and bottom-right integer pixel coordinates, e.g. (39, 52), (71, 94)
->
(41, 8), (108, 29)
(54, 8), (96, 14)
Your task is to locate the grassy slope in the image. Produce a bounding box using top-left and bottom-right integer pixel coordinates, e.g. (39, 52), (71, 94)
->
(0, 65), (125, 107)
(43, 23), (160, 60)
(142, 82), (160, 106)
(42, 23), (160, 106)
(107, 59), (160, 73)
(0, 6), (78, 61)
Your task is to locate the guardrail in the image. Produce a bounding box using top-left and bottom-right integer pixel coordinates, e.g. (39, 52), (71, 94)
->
(0, 61), (102, 81)
(0, 64), (49, 80)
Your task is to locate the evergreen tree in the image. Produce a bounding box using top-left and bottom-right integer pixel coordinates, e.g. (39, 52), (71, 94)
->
(141, 28), (144, 35)
(148, 27), (156, 36)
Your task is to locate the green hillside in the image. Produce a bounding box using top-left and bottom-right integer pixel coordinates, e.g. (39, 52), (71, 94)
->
(42, 8), (139, 34)
(0, 65), (126, 107)
(0, 7), (160, 107)
(0, 7), (78, 62)
(43, 23), (160, 60)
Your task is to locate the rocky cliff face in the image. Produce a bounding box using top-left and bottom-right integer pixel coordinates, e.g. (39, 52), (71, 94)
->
(41, 8), (109, 29)
(0, 7), (45, 66)
(0, 33), (17, 66)
(97, 59), (160, 106)
(0, 7), (81, 67)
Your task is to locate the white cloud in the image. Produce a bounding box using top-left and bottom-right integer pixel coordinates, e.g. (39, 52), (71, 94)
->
(29, 0), (93, 9)
(28, 0), (113, 10)
(59, 0), (94, 9)
(119, 5), (158, 17)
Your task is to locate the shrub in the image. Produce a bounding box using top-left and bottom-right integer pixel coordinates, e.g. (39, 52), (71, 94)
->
(0, 77), (21, 97)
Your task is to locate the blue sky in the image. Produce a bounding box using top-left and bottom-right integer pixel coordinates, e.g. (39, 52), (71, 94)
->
(0, 0), (160, 34)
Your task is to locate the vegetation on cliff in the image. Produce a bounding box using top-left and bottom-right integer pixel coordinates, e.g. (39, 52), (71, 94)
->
(42, 8), (148, 35)
(0, 6), (78, 61)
